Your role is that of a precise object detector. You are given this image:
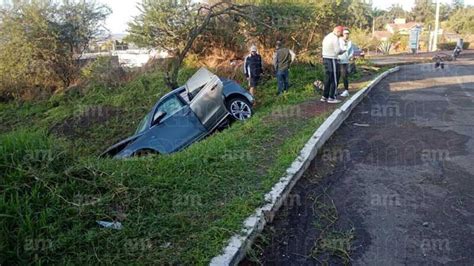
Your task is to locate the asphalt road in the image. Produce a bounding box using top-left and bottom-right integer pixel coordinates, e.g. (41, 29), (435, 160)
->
(244, 54), (474, 265)
(370, 49), (474, 66)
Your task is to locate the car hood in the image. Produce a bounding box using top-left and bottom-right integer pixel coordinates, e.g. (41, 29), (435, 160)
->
(100, 133), (143, 157)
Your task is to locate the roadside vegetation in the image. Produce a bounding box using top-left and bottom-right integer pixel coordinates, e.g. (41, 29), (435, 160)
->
(0, 0), (448, 264)
(0, 57), (387, 264)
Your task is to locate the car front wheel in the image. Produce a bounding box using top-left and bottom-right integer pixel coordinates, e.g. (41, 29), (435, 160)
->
(227, 97), (252, 121)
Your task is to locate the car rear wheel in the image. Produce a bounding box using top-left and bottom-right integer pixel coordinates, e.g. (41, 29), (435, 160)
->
(133, 149), (158, 157)
(226, 97), (252, 121)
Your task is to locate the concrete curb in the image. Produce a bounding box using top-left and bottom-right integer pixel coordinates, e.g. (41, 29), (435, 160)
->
(209, 66), (400, 266)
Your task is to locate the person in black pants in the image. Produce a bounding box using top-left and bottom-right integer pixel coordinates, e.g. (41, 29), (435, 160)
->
(323, 58), (340, 101)
(244, 45), (263, 97)
(321, 26), (345, 104)
(338, 28), (354, 97)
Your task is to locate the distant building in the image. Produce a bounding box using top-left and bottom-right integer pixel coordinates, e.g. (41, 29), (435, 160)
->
(84, 34), (170, 68)
(385, 18), (423, 35)
(373, 18), (425, 41)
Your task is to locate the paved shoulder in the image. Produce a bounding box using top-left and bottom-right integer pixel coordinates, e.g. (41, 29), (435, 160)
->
(244, 56), (474, 265)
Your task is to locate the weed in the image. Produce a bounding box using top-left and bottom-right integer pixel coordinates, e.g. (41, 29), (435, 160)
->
(0, 62), (381, 264)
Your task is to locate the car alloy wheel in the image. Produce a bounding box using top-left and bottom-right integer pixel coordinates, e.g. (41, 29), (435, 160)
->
(229, 98), (252, 120)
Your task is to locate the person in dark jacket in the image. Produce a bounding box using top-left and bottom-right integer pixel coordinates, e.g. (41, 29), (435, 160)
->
(273, 40), (295, 95)
(244, 45), (263, 96)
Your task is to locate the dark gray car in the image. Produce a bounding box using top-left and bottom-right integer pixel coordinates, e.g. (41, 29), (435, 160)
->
(101, 68), (254, 158)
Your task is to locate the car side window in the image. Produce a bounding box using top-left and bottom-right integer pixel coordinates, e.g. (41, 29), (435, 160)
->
(153, 95), (185, 122)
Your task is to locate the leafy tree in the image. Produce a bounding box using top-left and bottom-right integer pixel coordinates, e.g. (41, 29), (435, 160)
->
(127, 0), (261, 89)
(446, 6), (474, 34)
(0, 0), (110, 100)
(347, 0), (372, 29)
(411, 0), (435, 25)
(438, 3), (453, 21)
(452, 0), (464, 11)
(0, 1), (60, 98)
(52, 0), (110, 87)
(370, 7), (386, 31)
(350, 28), (377, 51)
(386, 4), (408, 19)
(377, 4), (407, 30)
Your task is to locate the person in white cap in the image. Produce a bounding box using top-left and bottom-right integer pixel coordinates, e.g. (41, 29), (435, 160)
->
(244, 45), (263, 97)
(338, 28), (354, 97)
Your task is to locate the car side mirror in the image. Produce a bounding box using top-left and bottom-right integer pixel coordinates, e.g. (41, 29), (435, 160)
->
(152, 111), (167, 126)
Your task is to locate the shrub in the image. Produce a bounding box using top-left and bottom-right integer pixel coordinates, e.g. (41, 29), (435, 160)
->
(0, 1), (110, 101)
(438, 42), (470, 50)
(378, 41), (392, 55)
(80, 56), (126, 88)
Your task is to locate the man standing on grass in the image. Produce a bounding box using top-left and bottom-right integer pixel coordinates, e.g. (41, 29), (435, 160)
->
(338, 28), (354, 98)
(273, 40), (295, 95)
(244, 45), (263, 97)
(321, 26), (345, 104)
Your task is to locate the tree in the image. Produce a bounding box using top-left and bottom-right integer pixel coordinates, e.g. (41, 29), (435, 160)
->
(350, 28), (377, 51)
(0, 0), (110, 99)
(411, 0), (435, 25)
(47, 1), (110, 88)
(378, 4), (407, 29)
(452, 0), (464, 11)
(386, 4), (407, 19)
(370, 7), (386, 32)
(347, 0), (372, 29)
(447, 7), (474, 34)
(0, 1), (59, 97)
(127, 0), (256, 90)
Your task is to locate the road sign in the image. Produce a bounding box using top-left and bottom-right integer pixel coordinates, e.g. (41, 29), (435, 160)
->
(409, 26), (422, 53)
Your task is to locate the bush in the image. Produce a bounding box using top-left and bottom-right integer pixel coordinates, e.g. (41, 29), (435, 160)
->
(0, 1), (110, 101)
(80, 56), (126, 88)
(438, 42), (470, 50)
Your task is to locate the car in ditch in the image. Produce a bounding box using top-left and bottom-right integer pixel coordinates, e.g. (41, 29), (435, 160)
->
(101, 68), (254, 158)
(353, 44), (365, 59)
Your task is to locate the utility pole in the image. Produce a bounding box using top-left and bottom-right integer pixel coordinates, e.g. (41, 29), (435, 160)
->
(433, 0), (440, 51)
(372, 16), (376, 37)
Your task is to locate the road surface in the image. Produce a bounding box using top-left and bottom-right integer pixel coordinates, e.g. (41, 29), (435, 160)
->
(370, 49), (474, 66)
(244, 53), (474, 265)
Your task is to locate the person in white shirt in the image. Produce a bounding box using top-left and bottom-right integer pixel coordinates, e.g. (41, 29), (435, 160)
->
(321, 26), (345, 104)
(338, 28), (354, 97)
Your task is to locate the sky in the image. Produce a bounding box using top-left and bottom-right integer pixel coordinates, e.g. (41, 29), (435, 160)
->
(98, 0), (474, 34)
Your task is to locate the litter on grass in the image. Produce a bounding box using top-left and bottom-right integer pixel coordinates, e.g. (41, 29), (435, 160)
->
(353, 123), (370, 127)
(97, 220), (123, 230)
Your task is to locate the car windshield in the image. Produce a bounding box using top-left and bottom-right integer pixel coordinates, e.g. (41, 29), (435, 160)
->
(135, 112), (151, 135)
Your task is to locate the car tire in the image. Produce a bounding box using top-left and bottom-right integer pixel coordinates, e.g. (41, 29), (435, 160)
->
(133, 149), (158, 157)
(226, 97), (253, 121)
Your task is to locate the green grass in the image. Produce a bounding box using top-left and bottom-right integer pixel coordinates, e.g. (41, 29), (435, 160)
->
(0, 63), (382, 264)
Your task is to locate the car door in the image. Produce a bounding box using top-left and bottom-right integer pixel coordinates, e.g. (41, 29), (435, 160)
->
(188, 72), (227, 131)
(121, 95), (207, 155)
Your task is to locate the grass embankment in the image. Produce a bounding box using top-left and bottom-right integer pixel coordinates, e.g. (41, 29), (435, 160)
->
(0, 62), (382, 264)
